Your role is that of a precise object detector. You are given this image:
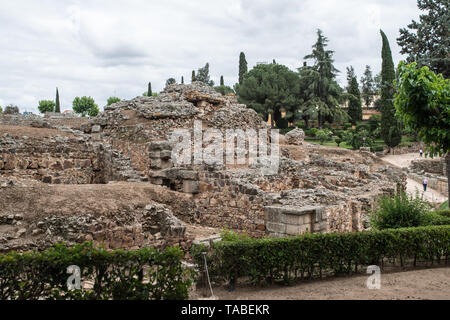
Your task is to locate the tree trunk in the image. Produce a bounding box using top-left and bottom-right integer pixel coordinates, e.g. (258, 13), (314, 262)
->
(446, 153), (450, 205)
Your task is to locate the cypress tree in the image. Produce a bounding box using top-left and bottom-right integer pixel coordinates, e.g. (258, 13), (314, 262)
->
(55, 88), (60, 113)
(191, 70), (196, 83)
(238, 52), (248, 85)
(346, 66), (362, 124)
(148, 82), (152, 96)
(220, 75), (224, 86)
(380, 30), (401, 150)
(181, 76), (184, 84)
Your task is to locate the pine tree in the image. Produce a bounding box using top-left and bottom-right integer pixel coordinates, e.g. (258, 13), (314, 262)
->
(238, 52), (248, 85)
(397, 0), (450, 78)
(148, 82), (152, 96)
(346, 66), (362, 124)
(165, 78), (176, 87)
(191, 70), (196, 83)
(55, 88), (60, 113)
(360, 65), (376, 107)
(220, 75), (224, 86)
(196, 63), (214, 86)
(301, 29), (345, 128)
(380, 30), (401, 150)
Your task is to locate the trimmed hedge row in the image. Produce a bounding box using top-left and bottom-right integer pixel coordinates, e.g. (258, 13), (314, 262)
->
(0, 242), (193, 300)
(193, 226), (450, 286)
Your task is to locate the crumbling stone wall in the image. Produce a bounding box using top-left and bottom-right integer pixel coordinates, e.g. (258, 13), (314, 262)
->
(193, 172), (266, 237)
(0, 133), (105, 184)
(411, 159), (445, 175)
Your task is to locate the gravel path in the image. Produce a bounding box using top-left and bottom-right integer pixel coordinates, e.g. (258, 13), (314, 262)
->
(208, 267), (450, 300)
(382, 153), (446, 204)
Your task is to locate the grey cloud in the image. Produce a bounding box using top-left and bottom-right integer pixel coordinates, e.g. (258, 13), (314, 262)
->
(0, 0), (421, 114)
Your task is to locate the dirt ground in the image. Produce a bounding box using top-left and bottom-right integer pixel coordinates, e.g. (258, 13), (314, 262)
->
(205, 267), (450, 300)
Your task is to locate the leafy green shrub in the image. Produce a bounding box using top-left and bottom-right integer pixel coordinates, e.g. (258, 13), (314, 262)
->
(371, 145), (385, 153)
(370, 192), (431, 230)
(347, 129), (374, 150)
(38, 100), (55, 114)
(3, 105), (19, 114)
(0, 242), (193, 300)
(316, 129), (332, 144)
(305, 128), (318, 137)
(333, 129), (344, 139)
(423, 211), (450, 226)
(107, 97), (121, 106)
(436, 209), (450, 218)
(343, 123), (352, 130)
(295, 121), (306, 129)
(193, 226), (450, 286)
(356, 123), (371, 133)
(367, 114), (381, 132)
(334, 137), (342, 147)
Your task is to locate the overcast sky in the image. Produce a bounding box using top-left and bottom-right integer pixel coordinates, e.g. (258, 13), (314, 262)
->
(0, 0), (421, 114)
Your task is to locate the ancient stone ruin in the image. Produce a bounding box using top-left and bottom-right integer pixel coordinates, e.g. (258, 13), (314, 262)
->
(0, 82), (406, 254)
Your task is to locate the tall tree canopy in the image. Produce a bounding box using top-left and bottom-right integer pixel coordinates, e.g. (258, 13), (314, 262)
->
(72, 96), (99, 117)
(38, 100), (55, 114)
(55, 88), (60, 113)
(397, 0), (450, 78)
(380, 30), (402, 150)
(238, 52), (248, 85)
(191, 70), (196, 83)
(196, 63), (214, 86)
(360, 65), (376, 107)
(395, 61), (450, 201)
(301, 29), (345, 128)
(165, 78), (176, 87)
(345, 66), (362, 124)
(237, 63), (299, 128)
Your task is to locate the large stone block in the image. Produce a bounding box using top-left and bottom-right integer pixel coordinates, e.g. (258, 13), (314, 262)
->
(266, 222), (286, 234)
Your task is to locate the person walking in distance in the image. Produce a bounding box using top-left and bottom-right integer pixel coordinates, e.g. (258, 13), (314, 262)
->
(422, 177), (428, 192)
(419, 149), (423, 158)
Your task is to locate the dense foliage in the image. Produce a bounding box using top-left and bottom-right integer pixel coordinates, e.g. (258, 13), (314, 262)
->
(38, 100), (56, 114)
(72, 96), (99, 117)
(165, 78), (176, 87)
(397, 0), (449, 78)
(0, 243), (193, 300)
(380, 30), (402, 149)
(237, 63), (299, 128)
(238, 52), (248, 85)
(196, 63), (214, 86)
(345, 66), (362, 124)
(395, 61), (450, 201)
(107, 97), (121, 106)
(300, 30), (346, 128)
(55, 88), (61, 113)
(193, 226), (450, 286)
(370, 192), (431, 230)
(3, 105), (19, 114)
(360, 65), (376, 107)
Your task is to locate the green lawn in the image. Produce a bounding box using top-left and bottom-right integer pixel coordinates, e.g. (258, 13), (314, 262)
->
(304, 135), (417, 151)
